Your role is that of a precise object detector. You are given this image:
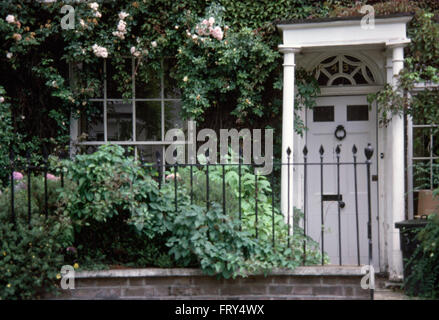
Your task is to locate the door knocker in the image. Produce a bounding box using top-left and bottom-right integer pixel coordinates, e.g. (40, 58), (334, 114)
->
(334, 125), (347, 141)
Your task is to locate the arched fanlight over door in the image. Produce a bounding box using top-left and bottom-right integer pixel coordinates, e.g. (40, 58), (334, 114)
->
(314, 55), (376, 86)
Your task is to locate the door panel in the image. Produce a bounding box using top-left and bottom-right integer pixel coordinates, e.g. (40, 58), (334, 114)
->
(306, 96), (379, 268)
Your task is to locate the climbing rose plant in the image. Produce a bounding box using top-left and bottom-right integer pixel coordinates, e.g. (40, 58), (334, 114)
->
(176, 5), (279, 122)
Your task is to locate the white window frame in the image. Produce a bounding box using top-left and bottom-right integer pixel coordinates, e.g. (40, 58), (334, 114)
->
(407, 82), (439, 219)
(70, 58), (181, 162)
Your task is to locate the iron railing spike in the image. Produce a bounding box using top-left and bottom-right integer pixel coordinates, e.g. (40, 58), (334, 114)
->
(365, 143), (374, 160)
(335, 145), (341, 154)
(352, 144), (358, 154)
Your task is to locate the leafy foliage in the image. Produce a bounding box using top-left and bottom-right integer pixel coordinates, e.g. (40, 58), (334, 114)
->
(0, 176), (73, 300)
(57, 145), (325, 278)
(404, 213), (439, 298)
(368, 10), (439, 126)
(0, 86), (14, 186)
(0, 0), (332, 181)
(176, 5), (279, 122)
(57, 144), (175, 267)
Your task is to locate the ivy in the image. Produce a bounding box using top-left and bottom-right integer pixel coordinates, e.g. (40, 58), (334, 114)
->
(368, 9), (439, 127)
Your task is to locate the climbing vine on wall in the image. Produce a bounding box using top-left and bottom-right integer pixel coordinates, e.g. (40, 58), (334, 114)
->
(0, 0), (438, 168)
(367, 9), (439, 127)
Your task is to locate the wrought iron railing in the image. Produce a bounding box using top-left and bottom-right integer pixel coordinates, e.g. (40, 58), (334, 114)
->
(3, 143), (375, 298)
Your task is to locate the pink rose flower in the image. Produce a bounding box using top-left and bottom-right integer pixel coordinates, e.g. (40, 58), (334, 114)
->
(5, 15), (15, 24)
(46, 173), (60, 181)
(12, 171), (23, 180)
(210, 26), (223, 41)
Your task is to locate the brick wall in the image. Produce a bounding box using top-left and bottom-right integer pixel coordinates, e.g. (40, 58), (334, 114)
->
(48, 266), (370, 300)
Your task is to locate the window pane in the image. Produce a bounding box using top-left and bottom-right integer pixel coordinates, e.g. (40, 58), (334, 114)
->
(313, 106), (334, 122)
(352, 72), (368, 85)
(135, 64), (161, 98)
(107, 101), (133, 141)
(316, 72), (329, 86)
(413, 160), (433, 190)
(332, 77), (352, 86)
(77, 62), (104, 99)
(79, 102), (104, 141)
(413, 127), (432, 158)
(365, 66), (375, 83)
(137, 145), (164, 164)
(433, 133), (439, 157)
(136, 101), (161, 141)
(164, 59), (181, 98)
(347, 105), (369, 121)
(107, 59), (133, 99)
(165, 100), (183, 132)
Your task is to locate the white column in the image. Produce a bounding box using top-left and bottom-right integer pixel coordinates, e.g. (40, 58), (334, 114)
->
(380, 52), (393, 272)
(279, 46), (300, 229)
(387, 44), (406, 280)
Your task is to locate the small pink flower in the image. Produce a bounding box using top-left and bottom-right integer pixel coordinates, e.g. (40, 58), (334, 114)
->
(66, 246), (78, 254)
(117, 20), (126, 32)
(210, 26), (223, 41)
(46, 173), (60, 181)
(5, 15), (15, 24)
(118, 11), (129, 20)
(196, 25), (205, 36)
(165, 173), (181, 181)
(13, 171), (23, 180)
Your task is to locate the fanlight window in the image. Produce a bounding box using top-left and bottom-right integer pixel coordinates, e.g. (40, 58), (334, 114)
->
(314, 55), (376, 86)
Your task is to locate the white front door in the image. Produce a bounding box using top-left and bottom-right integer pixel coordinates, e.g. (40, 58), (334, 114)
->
(306, 95), (379, 268)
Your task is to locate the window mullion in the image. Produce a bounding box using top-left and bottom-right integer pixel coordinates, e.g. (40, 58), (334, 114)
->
(161, 59), (165, 174)
(104, 59), (108, 142)
(132, 58), (137, 159)
(161, 59), (165, 142)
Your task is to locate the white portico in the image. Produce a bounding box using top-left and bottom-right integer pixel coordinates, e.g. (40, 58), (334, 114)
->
(277, 14), (413, 280)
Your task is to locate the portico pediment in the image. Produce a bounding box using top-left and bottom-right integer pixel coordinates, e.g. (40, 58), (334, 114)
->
(277, 14), (412, 50)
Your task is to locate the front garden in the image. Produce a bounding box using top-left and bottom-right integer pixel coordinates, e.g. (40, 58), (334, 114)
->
(0, 144), (326, 299)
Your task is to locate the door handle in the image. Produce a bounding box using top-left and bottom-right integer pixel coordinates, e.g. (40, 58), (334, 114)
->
(338, 201), (345, 209)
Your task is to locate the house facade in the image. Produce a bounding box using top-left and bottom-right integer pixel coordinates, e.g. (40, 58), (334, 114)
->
(69, 14), (415, 282)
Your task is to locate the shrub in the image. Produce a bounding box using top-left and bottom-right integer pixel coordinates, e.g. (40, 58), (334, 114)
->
(175, 159), (282, 241)
(58, 144), (325, 276)
(0, 86), (14, 186)
(57, 144), (177, 268)
(163, 154), (326, 275)
(0, 171), (65, 219)
(165, 202), (325, 278)
(0, 185), (73, 300)
(404, 213), (439, 298)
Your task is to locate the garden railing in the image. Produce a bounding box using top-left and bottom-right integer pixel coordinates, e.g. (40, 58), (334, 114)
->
(4, 143), (376, 299)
